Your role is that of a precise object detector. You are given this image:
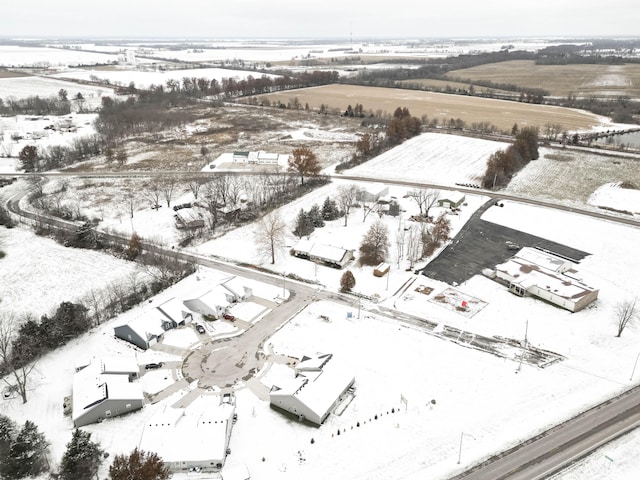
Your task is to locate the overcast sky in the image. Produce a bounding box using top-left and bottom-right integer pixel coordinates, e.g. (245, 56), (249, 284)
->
(1, 0), (638, 39)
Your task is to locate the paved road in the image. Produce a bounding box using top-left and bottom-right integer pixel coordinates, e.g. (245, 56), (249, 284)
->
(449, 385), (640, 480)
(5, 176), (640, 479)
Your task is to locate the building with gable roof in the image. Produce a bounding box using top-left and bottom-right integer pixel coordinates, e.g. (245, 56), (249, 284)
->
(138, 396), (236, 472)
(292, 239), (354, 269)
(113, 308), (174, 350)
(270, 353), (355, 426)
(72, 357), (144, 427)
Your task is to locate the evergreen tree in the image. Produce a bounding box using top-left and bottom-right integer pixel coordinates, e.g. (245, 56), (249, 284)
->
(321, 197), (340, 221)
(59, 429), (103, 480)
(307, 204), (325, 228)
(0, 415), (17, 478)
(109, 448), (170, 480)
(292, 209), (314, 238)
(5, 420), (49, 479)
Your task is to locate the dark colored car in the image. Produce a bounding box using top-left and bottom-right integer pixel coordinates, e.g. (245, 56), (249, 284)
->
(195, 324), (206, 334)
(223, 313), (235, 321)
(145, 362), (163, 370)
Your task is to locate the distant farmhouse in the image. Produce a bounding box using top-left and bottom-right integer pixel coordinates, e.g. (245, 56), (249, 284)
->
(270, 353), (355, 426)
(72, 356), (143, 427)
(292, 239), (354, 269)
(494, 247), (598, 312)
(139, 396), (236, 473)
(208, 151), (289, 170)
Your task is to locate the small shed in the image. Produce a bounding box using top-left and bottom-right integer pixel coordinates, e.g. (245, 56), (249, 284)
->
(373, 263), (390, 277)
(357, 184), (389, 203)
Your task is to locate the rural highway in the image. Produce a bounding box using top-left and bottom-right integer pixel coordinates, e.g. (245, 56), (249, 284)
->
(4, 171), (640, 479)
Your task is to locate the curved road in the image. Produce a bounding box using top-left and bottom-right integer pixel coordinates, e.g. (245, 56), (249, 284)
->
(4, 172), (640, 479)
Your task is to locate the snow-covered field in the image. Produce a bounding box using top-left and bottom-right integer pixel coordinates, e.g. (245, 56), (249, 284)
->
(345, 132), (507, 186)
(0, 46), (119, 68)
(0, 76), (115, 102)
(50, 67), (280, 90)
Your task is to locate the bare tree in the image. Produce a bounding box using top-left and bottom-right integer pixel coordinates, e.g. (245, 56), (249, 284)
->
(0, 314), (37, 403)
(186, 175), (205, 200)
(160, 177), (177, 208)
(408, 189), (440, 218)
(142, 180), (162, 210)
(337, 184), (360, 227)
(616, 298), (638, 337)
(254, 211), (287, 264)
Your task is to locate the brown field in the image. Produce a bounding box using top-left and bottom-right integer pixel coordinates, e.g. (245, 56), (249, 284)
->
(444, 60), (640, 98)
(254, 84), (605, 132)
(0, 69), (30, 79)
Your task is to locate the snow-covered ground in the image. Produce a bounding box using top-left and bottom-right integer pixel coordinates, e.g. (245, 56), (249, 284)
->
(0, 76), (115, 102)
(0, 45), (120, 68)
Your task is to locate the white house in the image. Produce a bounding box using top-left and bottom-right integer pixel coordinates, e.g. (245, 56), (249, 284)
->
(270, 353), (355, 426)
(221, 276), (253, 302)
(495, 247), (598, 312)
(72, 357), (144, 427)
(138, 396), (235, 473)
(157, 298), (193, 326)
(183, 285), (234, 319)
(292, 239), (354, 269)
(357, 184), (389, 203)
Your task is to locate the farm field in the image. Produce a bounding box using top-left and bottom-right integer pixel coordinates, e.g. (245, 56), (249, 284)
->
(253, 84), (608, 132)
(444, 60), (640, 98)
(398, 77), (513, 96)
(0, 76), (115, 102)
(0, 45), (121, 68)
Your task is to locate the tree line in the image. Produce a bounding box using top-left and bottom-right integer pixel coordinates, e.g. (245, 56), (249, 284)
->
(482, 126), (539, 189)
(0, 416), (170, 480)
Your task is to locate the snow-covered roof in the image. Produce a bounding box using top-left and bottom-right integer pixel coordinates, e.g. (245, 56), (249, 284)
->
(439, 191), (465, 202)
(274, 354), (354, 421)
(293, 240), (350, 263)
(125, 310), (167, 340)
(157, 298), (191, 323)
(72, 360), (143, 423)
(221, 276), (249, 297)
(174, 207), (204, 224)
(198, 287), (231, 309)
(514, 247), (574, 273)
(139, 397), (234, 464)
(296, 353), (331, 373)
(496, 257), (596, 301)
(101, 356), (139, 375)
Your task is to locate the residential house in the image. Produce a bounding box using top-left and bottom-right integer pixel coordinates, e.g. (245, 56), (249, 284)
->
(139, 396), (235, 472)
(357, 184), (389, 203)
(221, 276), (253, 302)
(157, 298), (193, 326)
(72, 357), (144, 427)
(270, 353), (355, 426)
(114, 309), (175, 350)
(183, 285), (234, 319)
(174, 207), (205, 229)
(292, 239), (354, 269)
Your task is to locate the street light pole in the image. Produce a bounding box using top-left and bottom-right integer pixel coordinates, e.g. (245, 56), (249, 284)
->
(457, 432), (476, 464)
(282, 272), (286, 298)
(630, 352), (640, 381)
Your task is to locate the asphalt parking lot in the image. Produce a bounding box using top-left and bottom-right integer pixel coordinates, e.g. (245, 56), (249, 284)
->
(418, 199), (590, 285)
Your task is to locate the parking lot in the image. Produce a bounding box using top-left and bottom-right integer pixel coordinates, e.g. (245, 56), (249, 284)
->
(419, 200), (590, 285)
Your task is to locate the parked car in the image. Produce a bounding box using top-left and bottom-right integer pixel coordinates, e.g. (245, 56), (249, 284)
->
(195, 324), (206, 334)
(144, 362), (163, 370)
(223, 313), (235, 321)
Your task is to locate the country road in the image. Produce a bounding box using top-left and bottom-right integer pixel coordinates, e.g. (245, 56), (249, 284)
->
(4, 174), (640, 479)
